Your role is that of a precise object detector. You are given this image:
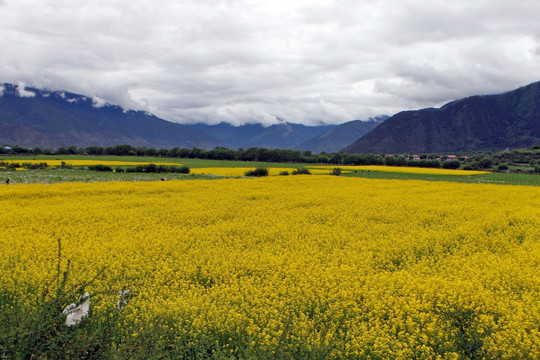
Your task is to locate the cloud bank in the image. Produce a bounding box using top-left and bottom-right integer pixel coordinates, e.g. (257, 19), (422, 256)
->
(1, 0), (539, 125)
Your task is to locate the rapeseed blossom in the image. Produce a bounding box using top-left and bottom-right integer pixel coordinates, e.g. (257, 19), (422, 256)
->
(0, 176), (538, 358)
(314, 165), (488, 175)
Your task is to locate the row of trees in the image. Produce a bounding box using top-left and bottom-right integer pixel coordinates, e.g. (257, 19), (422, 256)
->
(2, 144), (499, 170)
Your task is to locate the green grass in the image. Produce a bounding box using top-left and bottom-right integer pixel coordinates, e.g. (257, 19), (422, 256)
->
(0, 168), (218, 184)
(346, 169), (540, 186)
(170, 158), (314, 169)
(508, 164), (535, 172)
(514, 147), (540, 155)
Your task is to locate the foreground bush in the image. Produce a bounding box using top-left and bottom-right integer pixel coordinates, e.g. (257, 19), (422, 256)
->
(0, 240), (130, 359)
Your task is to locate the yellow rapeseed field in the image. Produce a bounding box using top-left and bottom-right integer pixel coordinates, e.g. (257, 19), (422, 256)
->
(317, 165), (488, 176)
(1, 176), (539, 358)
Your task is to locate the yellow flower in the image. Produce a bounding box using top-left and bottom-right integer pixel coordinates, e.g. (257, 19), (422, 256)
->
(0, 176), (538, 357)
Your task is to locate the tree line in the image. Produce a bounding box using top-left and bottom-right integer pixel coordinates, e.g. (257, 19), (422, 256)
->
(0, 143), (503, 170)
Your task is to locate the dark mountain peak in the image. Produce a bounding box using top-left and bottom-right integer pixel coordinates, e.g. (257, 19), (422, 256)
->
(343, 81), (540, 154)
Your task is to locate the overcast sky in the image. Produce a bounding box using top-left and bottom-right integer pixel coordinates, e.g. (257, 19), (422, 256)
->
(1, 0), (539, 125)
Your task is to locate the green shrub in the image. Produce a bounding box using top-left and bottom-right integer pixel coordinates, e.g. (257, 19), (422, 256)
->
(442, 160), (460, 169)
(125, 164), (190, 174)
(279, 170), (290, 176)
(3, 162), (20, 170)
(498, 163), (509, 171)
(244, 167), (269, 177)
(145, 163), (158, 173)
(22, 162), (48, 170)
(292, 167), (311, 175)
(88, 164), (113, 172)
(168, 165), (190, 174)
(330, 167), (342, 176)
(477, 157), (493, 169)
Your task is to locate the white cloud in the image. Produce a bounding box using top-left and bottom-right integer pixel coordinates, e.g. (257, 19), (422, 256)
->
(0, 0), (539, 124)
(16, 82), (35, 97)
(92, 96), (108, 108)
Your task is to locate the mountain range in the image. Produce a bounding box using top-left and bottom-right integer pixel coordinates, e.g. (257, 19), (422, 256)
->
(2, 80), (540, 154)
(0, 83), (221, 149)
(344, 81), (540, 154)
(0, 83), (381, 152)
(191, 122), (333, 150)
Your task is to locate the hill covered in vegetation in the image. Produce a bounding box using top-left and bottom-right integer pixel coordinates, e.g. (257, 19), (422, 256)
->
(344, 81), (540, 154)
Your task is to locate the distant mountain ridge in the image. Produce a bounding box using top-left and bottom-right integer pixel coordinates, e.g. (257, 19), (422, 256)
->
(344, 81), (540, 154)
(296, 116), (388, 153)
(0, 83), (222, 149)
(190, 122), (334, 150)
